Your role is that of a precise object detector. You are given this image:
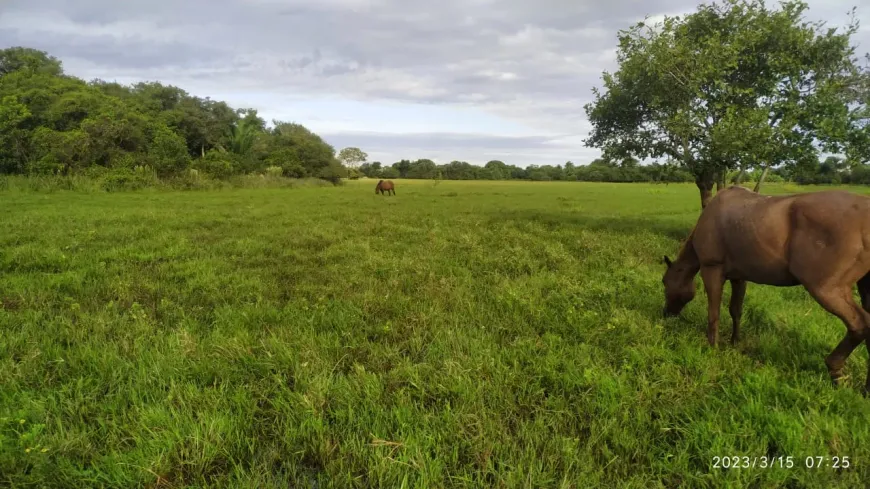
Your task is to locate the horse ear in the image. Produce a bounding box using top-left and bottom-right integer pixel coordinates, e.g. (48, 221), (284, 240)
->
(663, 255), (672, 267)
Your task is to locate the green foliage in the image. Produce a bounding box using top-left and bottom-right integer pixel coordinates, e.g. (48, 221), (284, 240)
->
(584, 0), (867, 196)
(265, 165), (283, 177)
(0, 95), (32, 173)
(28, 127), (89, 174)
(0, 47), (342, 185)
(337, 146), (368, 169)
(0, 46), (62, 77)
(359, 161), (383, 178)
(192, 149), (236, 179)
(225, 117), (260, 155)
(264, 122), (338, 178)
(380, 166), (400, 179)
(147, 124), (191, 176)
(356, 157), (695, 183)
(99, 166), (160, 191)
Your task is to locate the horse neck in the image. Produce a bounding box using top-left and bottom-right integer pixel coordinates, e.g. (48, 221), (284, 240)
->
(675, 233), (701, 275)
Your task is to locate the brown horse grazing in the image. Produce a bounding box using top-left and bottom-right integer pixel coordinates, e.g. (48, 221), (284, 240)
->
(375, 179), (395, 195)
(662, 185), (870, 394)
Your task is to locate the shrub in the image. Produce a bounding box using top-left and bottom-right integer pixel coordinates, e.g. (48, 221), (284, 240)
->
(100, 166), (158, 191)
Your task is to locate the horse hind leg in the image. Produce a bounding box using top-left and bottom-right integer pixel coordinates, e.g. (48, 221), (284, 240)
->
(806, 285), (869, 389)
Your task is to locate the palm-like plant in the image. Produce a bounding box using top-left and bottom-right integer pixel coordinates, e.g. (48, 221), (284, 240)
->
(225, 117), (259, 155)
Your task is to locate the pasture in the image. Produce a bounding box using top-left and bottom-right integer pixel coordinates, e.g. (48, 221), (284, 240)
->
(1, 179), (869, 488)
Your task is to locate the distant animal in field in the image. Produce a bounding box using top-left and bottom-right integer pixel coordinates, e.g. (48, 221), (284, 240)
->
(662, 185), (870, 394)
(375, 179), (395, 195)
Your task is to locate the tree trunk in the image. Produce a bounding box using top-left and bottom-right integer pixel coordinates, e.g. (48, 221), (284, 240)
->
(734, 169), (746, 185)
(696, 174), (715, 209)
(753, 166), (770, 193)
(715, 171), (726, 191)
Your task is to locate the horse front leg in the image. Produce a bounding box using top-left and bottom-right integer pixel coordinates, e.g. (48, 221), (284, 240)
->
(701, 266), (725, 347)
(729, 279), (747, 345)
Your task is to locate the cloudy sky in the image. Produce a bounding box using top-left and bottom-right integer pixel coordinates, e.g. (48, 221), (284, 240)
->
(1, 0), (868, 167)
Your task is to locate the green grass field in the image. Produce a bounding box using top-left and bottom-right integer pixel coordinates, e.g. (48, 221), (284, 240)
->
(2, 179), (869, 488)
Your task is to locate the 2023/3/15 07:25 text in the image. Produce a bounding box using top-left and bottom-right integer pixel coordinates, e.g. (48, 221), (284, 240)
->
(712, 456), (851, 469)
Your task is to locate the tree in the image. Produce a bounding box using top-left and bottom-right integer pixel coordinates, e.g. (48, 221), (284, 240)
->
(483, 160), (508, 180)
(265, 121), (341, 178)
(0, 95), (32, 173)
(360, 161), (382, 178)
(147, 124), (191, 176)
(338, 147), (368, 170)
(0, 47), (62, 78)
(225, 117), (261, 155)
(0, 45), (346, 184)
(407, 159), (437, 179)
(393, 159), (412, 178)
(584, 0), (866, 207)
(845, 60), (870, 164)
(380, 166), (400, 179)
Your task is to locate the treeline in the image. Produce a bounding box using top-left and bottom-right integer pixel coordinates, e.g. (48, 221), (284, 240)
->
(3, 46), (868, 189)
(358, 158), (697, 183)
(0, 47), (345, 185)
(358, 156), (870, 184)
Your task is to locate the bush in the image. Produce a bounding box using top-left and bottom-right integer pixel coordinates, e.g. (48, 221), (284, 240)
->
(317, 162), (346, 185)
(192, 149), (236, 179)
(849, 165), (870, 184)
(100, 166), (158, 191)
(147, 125), (191, 176)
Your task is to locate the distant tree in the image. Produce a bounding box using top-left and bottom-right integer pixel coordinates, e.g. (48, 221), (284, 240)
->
(484, 160), (508, 180)
(0, 46), (345, 184)
(265, 121), (340, 178)
(0, 47), (62, 77)
(407, 158), (437, 179)
(392, 159), (412, 178)
(360, 161), (382, 178)
(338, 147), (368, 170)
(380, 166), (400, 179)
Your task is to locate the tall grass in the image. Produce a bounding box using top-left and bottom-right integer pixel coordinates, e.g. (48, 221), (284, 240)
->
(0, 180), (868, 488)
(0, 172), (337, 193)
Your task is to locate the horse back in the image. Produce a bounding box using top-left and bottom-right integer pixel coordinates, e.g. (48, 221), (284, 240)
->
(694, 188), (870, 284)
(692, 188), (799, 283)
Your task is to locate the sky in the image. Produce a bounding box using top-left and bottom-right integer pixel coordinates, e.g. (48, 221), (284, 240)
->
(1, 0), (868, 167)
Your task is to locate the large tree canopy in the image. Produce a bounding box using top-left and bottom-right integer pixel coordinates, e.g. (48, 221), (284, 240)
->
(0, 46), (343, 183)
(584, 0), (868, 207)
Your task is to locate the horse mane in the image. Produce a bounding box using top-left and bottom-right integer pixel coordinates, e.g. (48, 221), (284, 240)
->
(675, 225), (698, 262)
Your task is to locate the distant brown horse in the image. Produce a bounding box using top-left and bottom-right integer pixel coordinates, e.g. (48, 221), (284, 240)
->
(662, 185), (870, 394)
(375, 179), (395, 195)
